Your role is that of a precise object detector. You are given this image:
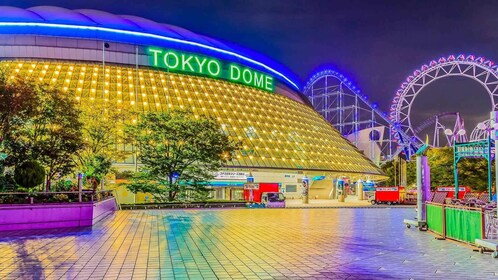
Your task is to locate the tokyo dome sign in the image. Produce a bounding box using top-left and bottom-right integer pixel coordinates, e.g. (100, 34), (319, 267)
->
(148, 47), (274, 91)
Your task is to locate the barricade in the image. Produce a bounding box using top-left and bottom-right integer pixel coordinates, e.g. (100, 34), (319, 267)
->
(426, 202), (485, 244)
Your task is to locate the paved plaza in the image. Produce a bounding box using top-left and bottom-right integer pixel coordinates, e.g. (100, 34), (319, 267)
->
(0, 208), (497, 279)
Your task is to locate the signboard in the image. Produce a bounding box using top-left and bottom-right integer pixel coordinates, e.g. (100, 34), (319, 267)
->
(492, 111), (498, 140)
(244, 183), (259, 190)
(148, 47), (274, 91)
(214, 171), (249, 180)
(454, 140), (491, 159)
(363, 181), (375, 187)
(436, 187), (466, 192)
(376, 187), (398, 191)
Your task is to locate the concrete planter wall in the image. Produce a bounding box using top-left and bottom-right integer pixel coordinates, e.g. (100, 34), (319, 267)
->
(0, 197), (118, 232)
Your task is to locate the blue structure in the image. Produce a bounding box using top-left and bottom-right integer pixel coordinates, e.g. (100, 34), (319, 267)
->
(0, 6), (299, 90)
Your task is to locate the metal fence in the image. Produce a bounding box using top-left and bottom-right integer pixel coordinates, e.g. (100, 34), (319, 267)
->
(426, 202), (485, 244)
(484, 210), (498, 240)
(0, 190), (114, 204)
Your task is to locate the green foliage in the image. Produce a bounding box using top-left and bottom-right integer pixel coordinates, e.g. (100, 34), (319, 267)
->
(82, 154), (113, 190)
(425, 147), (491, 190)
(0, 173), (17, 192)
(383, 147), (495, 192)
(115, 170), (134, 180)
(52, 179), (76, 192)
(32, 85), (84, 190)
(125, 172), (168, 202)
(53, 193), (69, 202)
(406, 159), (416, 187)
(13, 160), (45, 190)
(76, 103), (131, 189)
(380, 158), (415, 187)
(458, 158), (494, 192)
(426, 147), (454, 187)
(0, 69), (40, 145)
(126, 109), (240, 201)
(1, 79), (84, 191)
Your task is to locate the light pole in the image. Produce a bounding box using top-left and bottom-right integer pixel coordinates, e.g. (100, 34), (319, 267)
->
(478, 115), (498, 203)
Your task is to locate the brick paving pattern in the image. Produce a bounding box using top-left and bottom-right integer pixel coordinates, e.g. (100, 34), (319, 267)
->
(0, 208), (497, 279)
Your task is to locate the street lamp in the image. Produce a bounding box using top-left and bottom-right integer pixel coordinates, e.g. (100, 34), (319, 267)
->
(475, 120), (498, 204)
(477, 121), (498, 132)
(444, 128), (466, 136)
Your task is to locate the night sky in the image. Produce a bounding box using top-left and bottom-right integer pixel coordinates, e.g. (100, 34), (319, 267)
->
(3, 0), (498, 137)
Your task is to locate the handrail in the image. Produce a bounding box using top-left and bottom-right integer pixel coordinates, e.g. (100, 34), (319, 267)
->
(444, 204), (484, 211)
(427, 200), (493, 211)
(0, 191), (97, 195)
(0, 190), (114, 204)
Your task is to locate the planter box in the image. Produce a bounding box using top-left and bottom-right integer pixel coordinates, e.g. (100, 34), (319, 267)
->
(0, 197), (117, 232)
(120, 201), (246, 210)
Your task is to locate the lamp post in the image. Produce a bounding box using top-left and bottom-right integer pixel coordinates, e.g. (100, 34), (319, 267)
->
(493, 112), (498, 216)
(480, 113), (498, 204)
(78, 173), (83, 203)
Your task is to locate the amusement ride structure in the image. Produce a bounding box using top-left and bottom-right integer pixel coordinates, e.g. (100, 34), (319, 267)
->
(304, 54), (498, 165)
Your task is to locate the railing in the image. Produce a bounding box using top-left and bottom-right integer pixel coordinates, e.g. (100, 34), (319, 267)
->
(426, 202), (485, 244)
(0, 190), (114, 204)
(484, 210), (498, 239)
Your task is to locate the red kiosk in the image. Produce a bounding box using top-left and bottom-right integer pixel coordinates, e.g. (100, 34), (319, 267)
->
(370, 186), (406, 205)
(435, 186), (470, 199)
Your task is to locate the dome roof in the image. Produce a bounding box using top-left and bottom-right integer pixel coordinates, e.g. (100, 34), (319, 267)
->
(0, 6), (300, 89)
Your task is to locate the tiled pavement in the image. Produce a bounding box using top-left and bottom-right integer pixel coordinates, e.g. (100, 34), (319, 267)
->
(0, 208), (497, 279)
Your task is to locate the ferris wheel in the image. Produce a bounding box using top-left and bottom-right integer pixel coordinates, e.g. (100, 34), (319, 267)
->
(389, 54), (498, 145)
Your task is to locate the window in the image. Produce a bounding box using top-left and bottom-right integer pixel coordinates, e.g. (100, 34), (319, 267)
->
(286, 185), (297, 192)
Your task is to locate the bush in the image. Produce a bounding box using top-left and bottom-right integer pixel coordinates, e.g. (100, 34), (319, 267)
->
(53, 179), (76, 192)
(0, 173), (17, 192)
(14, 161), (45, 190)
(53, 193), (69, 202)
(115, 170), (134, 180)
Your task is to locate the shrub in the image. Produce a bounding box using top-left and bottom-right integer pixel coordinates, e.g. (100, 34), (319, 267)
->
(53, 179), (75, 192)
(14, 160), (45, 190)
(53, 193), (69, 202)
(0, 173), (17, 192)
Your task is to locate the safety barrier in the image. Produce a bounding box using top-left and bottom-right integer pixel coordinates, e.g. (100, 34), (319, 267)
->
(426, 202), (485, 244)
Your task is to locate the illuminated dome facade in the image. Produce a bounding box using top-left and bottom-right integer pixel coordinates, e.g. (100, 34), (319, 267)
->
(0, 6), (384, 200)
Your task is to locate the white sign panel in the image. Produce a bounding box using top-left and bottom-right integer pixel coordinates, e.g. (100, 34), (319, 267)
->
(437, 187), (466, 192)
(244, 183), (260, 190)
(214, 171), (249, 180)
(376, 187), (398, 191)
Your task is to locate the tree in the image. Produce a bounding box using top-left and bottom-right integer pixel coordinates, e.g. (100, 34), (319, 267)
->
(14, 160), (45, 190)
(380, 157), (416, 187)
(459, 158), (493, 192)
(383, 147), (493, 192)
(125, 109), (240, 202)
(8, 85), (84, 191)
(0, 69), (39, 168)
(82, 154), (113, 191)
(76, 102), (130, 189)
(426, 147), (454, 187)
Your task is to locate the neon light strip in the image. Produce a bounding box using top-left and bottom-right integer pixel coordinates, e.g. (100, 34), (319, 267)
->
(0, 22), (299, 89)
